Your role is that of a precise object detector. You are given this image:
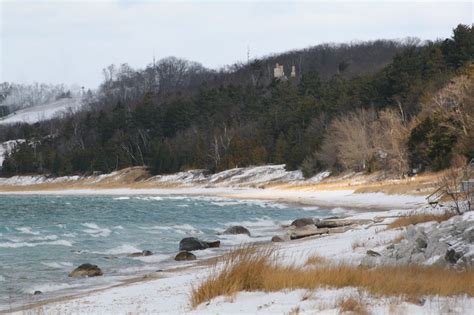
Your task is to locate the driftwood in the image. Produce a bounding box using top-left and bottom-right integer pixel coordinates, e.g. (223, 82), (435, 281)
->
(315, 219), (372, 229)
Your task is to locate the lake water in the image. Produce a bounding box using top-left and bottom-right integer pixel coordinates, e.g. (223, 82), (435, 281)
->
(0, 194), (339, 310)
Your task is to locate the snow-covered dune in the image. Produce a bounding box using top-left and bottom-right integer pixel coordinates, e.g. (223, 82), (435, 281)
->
(0, 97), (83, 125)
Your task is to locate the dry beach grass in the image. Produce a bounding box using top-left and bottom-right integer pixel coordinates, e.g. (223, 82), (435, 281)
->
(387, 212), (456, 229)
(190, 245), (474, 308)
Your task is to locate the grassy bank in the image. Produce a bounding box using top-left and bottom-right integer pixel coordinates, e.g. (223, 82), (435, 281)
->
(191, 246), (474, 308)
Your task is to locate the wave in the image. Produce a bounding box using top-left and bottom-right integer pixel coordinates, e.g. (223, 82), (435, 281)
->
(144, 223), (203, 235)
(135, 196), (163, 201)
(130, 254), (168, 263)
(302, 206), (320, 211)
(102, 244), (142, 255)
(330, 207), (355, 215)
(0, 239), (73, 248)
(0, 275), (4, 282)
(16, 226), (40, 235)
(41, 261), (73, 269)
(29, 235), (59, 241)
(208, 198), (288, 209)
(113, 196), (130, 200)
(82, 222), (111, 237)
(225, 216), (282, 228)
(24, 282), (81, 294)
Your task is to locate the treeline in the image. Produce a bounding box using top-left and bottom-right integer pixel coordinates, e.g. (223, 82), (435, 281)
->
(1, 25), (473, 177)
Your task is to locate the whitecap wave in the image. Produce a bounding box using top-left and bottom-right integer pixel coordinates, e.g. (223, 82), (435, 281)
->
(330, 207), (354, 215)
(130, 254), (168, 263)
(29, 235), (59, 241)
(135, 196), (163, 201)
(0, 239), (73, 248)
(25, 282), (81, 294)
(226, 216), (279, 228)
(113, 196), (130, 200)
(16, 227), (40, 235)
(82, 222), (111, 237)
(144, 223), (203, 235)
(41, 261), (73, 269)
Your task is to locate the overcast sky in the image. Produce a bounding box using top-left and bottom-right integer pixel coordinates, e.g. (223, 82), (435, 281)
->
(1, 0), (472, 89)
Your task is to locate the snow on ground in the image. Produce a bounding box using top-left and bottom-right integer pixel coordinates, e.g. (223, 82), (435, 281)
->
(14, 208), (474, 315)
(0, 139), (25, 166)
(149, 164), (305, 187)
(0, 97), (83, 125)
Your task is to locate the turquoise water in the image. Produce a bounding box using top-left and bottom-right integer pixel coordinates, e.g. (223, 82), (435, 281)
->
(0, 194), (336, 309)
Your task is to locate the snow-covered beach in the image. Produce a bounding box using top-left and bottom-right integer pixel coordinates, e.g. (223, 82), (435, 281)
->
(8, 202), (474, 315)
(0, 166), (472, 314)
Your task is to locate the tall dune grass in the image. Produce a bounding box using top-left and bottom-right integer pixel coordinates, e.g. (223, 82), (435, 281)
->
(190, 245), (474, 308)
(387, 212), (456, 229)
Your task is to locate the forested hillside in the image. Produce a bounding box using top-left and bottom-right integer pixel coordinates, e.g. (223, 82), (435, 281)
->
(1, 25), (472, 177)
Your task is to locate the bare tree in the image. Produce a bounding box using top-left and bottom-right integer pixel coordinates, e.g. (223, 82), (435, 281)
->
(208, 125), (235, 169)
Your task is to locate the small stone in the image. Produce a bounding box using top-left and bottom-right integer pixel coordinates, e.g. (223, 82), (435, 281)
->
(128, 250), (153, 257)
(271, 236), (284, 242)
(33, 291), (42, 295)
(366, 250), (381, 257)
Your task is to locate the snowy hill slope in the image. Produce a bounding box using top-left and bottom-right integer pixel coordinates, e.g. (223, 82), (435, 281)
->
(0, 97), (83, 125)
(0, 140), (25, 167)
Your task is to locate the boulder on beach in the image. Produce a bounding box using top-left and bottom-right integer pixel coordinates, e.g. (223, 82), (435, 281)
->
(127, 250), (153, 257)
(290, 218), (315, 228)
(175, 251), (197, 261)
(179, 237), (221, 251)
(223, 226), (251, 236)
(68, 263), (103, 277)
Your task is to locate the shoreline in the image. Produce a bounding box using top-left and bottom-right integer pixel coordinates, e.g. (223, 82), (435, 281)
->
(1, 187), (427, 314)
(0, 185), (426, 212)
(0, 168), (445, 314)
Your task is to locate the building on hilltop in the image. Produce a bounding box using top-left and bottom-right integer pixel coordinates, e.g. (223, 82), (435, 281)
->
(274, 63), (296, 80)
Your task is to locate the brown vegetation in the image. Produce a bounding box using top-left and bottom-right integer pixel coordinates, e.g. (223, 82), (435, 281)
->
(387, 212), (456, 229)
(190, 245), (474, 308)
(337, 296), (369, 315)
(304, 255), (327, 266)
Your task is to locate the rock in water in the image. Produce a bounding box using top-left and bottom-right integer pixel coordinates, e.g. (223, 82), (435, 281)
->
(33, 291), (42, 295)
(179, 237), (222, 251)
(128, 250), (153, 257)
(223, 226), (251, 236)
(68, 263), (103, 277)
(290, 218), (315, 228)
(175, 251), (197, 261)
(179, 237), (209, 251)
